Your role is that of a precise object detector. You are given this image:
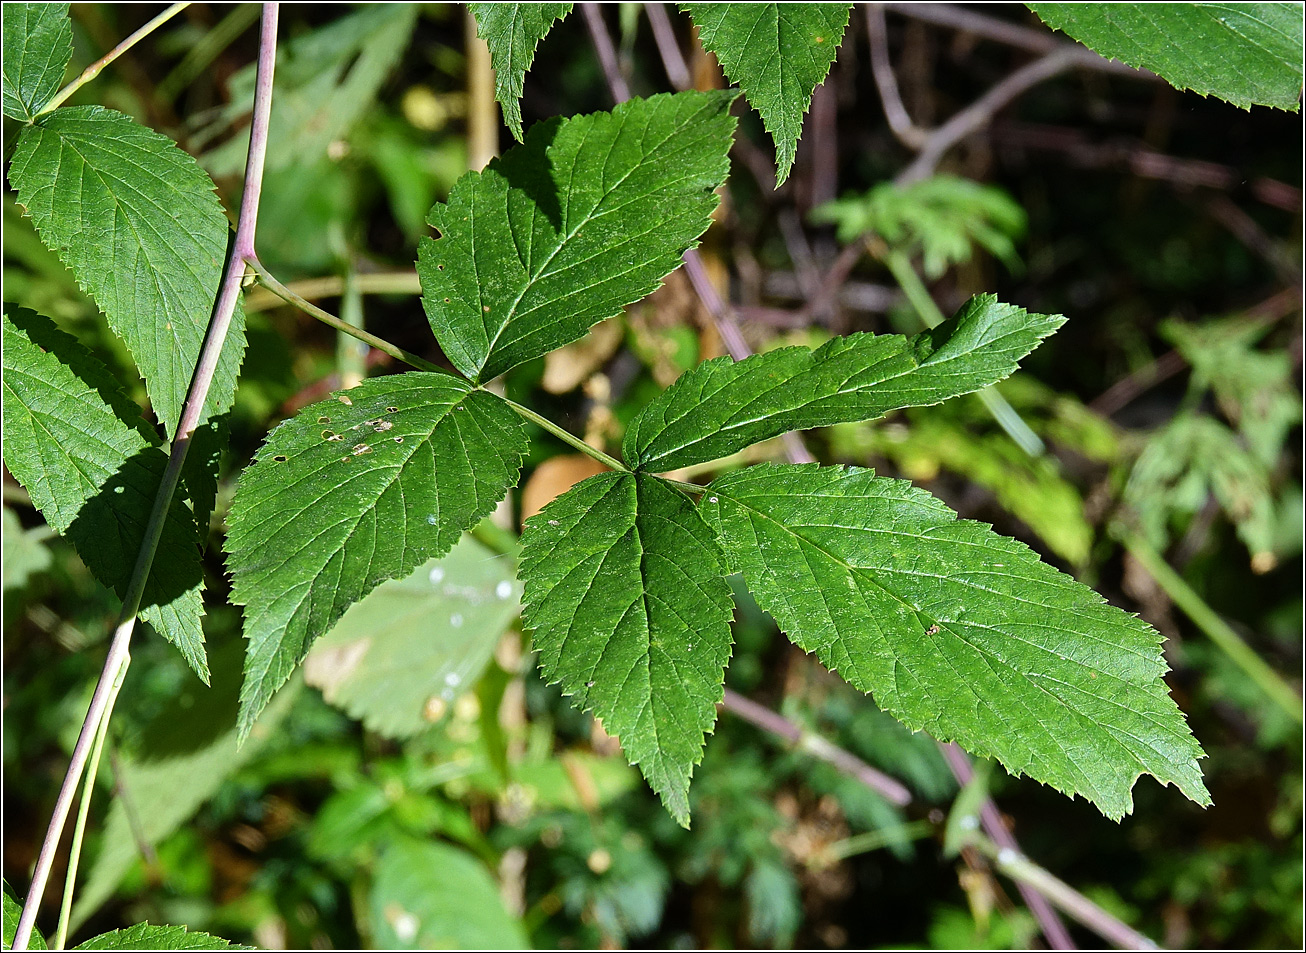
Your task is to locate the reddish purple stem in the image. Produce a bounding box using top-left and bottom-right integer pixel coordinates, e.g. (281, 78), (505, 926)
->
(12, 6), (280, 948)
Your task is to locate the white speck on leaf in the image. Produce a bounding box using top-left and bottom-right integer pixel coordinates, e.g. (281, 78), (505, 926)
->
(393, 912), (419, 942)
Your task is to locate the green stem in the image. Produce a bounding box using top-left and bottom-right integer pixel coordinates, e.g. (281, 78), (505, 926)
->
(13, 9), (280, 947)
(338, 265), (368, 389)
(497, 396), (628, 472)
(1117, 528), (1302, 722)
(470, 517), (521, 558)
(972, 835), (1159, 950)
(820, 819), (936, 864)
(36, 3), (190, 117)
(661, 477), (707, 496)
(251, 260), (628, 475)
(882, 248), (1045, 457)
(156, 3), (260, 104)
(243, 271), (422, 313)
(248, 259), (446, 375)
(52, 655), (129, 950)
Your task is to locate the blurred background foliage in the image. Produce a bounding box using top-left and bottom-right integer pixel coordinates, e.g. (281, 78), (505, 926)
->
(3, 3), (1301, 949)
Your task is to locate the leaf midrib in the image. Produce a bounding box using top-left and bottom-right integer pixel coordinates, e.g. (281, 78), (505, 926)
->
(716, 487), (1179, 791)
(474, 97), (718, 379)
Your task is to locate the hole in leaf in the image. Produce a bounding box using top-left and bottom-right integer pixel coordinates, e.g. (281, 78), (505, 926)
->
(387, 406), (399, 413)
(272, 455), (288, 463)
(318, 416), (331, 424)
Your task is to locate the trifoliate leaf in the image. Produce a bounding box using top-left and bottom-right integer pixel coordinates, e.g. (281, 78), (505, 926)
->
(227, 373), (526, 740)
(2, 308), (208, 680)
(627, 295), (1063, 472)
(419, 91), (736, 383)
(681, 2), (851, 185)
(72, 924), (252, 951)
(1, 3), (72, 121)
(469, 2), (573, 141)
(370, 838), (529, 949)
(304, 535), (521, 739)
(8, 106), (247, 437)
(702, 464), (1210, 820)
(520, 472), (734, 826)
(1027, 2), (1304, 111)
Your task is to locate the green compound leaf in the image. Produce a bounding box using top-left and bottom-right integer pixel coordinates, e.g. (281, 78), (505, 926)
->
(2, 308), (208, 680)
(1027, 2), (1304, 111)
(520, 472), (734, 826)
(811, 175), (1028, 279)
(370, 838), (529, 949)
(8, 105), (247, 437)
(702, 464), (1211, 820)
(419, 91), (736, 384)
(72, 925), (252, 951)
(2, 3), (71, 121)
(682, 2), (851, 185)
(304, 535), (521, 739)
(469, 2), (573, 141)
(627, 295), (1063, 473)
(227, 373), (526, 741)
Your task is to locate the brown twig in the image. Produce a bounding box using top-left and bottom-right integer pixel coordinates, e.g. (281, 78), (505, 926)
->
(796, 230), (880, 323)
(940, 743), (1077, 949)
(803, 80), (840, 211)
(991, 122), (1302, 213)
(1089, 350), (1186, 418)
(582, 4), (630, 103)
(721, 689), (912, 807)
(646, 3), (692, 92)
(894, 44), (1084, 185)
(883, 1), (1154, 80)
(867, 2), (1166, 186)
(867, 5), (929, 149)
(1206, 195), (1302, 283)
